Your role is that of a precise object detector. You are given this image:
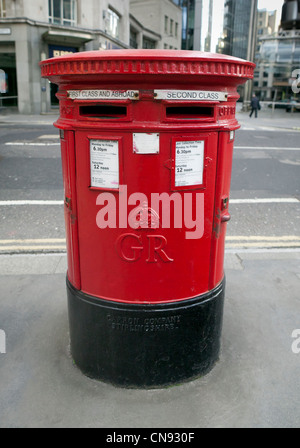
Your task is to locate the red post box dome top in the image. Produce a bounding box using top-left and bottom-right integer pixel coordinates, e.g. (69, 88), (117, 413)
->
(40, 49), (255, 87)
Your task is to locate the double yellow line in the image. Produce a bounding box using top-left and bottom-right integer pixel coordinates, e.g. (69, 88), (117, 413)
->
(226, 236), (300, 249)
(0, 236), (299, 253)
(0, 238), (66, 252)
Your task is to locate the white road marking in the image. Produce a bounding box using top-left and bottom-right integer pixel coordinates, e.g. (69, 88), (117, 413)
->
(5, 142), (60, 146)
(235, 146), (300, 151)
(239, 126), (300, 133)
(38, 135), (59, 139)
(230, 198), (299, 204)
(0, 200), (64, 206)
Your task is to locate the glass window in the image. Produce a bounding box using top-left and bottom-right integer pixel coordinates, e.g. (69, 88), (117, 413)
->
(143, 37), (155, 49)
(293, 40), (300, 65)
(165, 16), (168, 34)
(0, 0), (6, 17)
(276, 40), (293, 64)
(53, 0), (61, 24)
(260, 39), (277, 63)
(130, 29), (138, 49)
(170, 19), (174, 35)
(63, 0), (71, 23)
(107, 7), (120, 39)
(48, 0), (76, 26)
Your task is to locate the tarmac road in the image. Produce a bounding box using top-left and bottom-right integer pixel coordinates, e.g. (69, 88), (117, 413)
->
(0, 111), (299, 251)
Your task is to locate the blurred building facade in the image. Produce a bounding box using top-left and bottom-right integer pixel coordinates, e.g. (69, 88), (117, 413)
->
(0, 0), (132, 113)
(174, 0), (257, 60)
(173, 0), (257, 102)
(130, 0), (182, 50)
(0, 0), (181, 113)
(254, 0), (300, 101)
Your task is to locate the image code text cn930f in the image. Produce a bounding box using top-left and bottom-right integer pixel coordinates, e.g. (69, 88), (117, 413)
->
(40, 50), (254, 388)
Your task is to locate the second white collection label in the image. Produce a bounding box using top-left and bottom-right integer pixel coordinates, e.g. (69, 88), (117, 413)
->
(175, 140), (204, 187)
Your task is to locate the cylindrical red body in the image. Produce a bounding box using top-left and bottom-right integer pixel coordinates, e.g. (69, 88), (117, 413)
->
(41, 50), (254, 387)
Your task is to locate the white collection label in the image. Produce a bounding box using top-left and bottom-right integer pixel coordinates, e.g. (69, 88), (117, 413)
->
(133, 133), (160, 154)
(68, 90), (139, 100)
(155, 90), (228, 101)
(175, 140), (205, 187)
(90, 140), (119, 189)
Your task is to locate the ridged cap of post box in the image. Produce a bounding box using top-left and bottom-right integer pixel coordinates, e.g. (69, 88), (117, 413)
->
(40, 49), (255, 86)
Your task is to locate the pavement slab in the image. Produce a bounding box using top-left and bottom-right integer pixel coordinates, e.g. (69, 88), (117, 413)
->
(0, 251), (299, 428)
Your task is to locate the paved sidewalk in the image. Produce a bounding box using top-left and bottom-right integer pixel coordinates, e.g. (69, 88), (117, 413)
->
(236, 105), (300, 131)
(0, 250), (299, 428)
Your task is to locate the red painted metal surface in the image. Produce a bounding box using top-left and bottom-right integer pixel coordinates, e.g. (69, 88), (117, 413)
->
(60, 131), (81, 290)
(41, 50), (254, 304)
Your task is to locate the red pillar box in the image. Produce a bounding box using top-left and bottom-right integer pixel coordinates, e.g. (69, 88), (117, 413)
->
(41, 50), (254, 388)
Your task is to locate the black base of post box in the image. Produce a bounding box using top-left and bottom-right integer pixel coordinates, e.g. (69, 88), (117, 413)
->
(66, 278), (225, 388)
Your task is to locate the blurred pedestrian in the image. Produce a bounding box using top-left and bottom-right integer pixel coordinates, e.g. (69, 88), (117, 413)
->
(249, 94), (260, 118)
